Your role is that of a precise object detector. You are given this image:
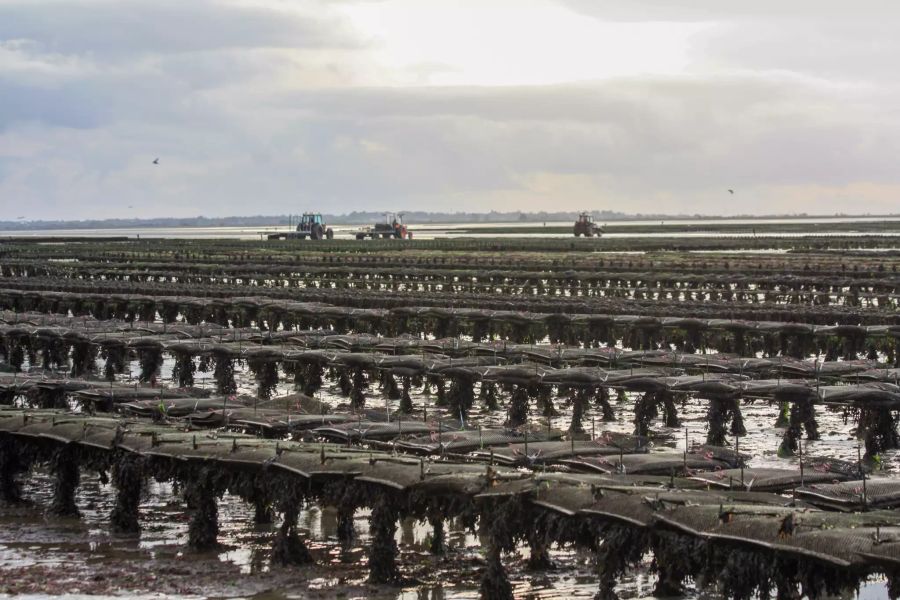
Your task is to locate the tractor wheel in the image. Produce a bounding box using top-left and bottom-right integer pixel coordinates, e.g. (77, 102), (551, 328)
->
(311, 224), (323, 240)
(326, 228), (334, 240)
(355, 233), (365, 240)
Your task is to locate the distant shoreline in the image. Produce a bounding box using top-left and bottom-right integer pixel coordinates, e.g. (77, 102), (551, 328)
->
(2, 212), (900, 232)
(447, 220), (900, 235)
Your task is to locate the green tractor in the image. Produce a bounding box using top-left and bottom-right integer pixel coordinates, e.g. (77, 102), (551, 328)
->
(267, 213), (334, 240)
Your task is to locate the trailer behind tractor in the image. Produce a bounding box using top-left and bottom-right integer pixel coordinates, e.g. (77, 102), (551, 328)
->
(355, 213), (413, 240)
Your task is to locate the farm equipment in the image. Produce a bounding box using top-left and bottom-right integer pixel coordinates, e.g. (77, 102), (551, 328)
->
(267, 213), (334, 240)
(573, 212), (602, 237)
(355, 213), (413, 240)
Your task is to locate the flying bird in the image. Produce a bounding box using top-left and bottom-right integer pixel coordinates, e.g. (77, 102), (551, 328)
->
(728, 189), (734, 194)
(152, 158), (159, 165)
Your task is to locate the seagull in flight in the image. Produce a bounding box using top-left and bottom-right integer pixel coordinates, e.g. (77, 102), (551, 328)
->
(152, 158), (159, 165)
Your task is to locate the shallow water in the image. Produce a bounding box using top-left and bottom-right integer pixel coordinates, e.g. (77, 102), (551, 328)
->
(0, 471), (607, 599)
(2, 344), (897, 598)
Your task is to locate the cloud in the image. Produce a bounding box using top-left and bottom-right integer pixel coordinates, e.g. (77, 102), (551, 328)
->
(563, 1), (900, 84)
(0, 0), (898, 219)
(0, 0), (362, 58)
(560, 1), (900, 22)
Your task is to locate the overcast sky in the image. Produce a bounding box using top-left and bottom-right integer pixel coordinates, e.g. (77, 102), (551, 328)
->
(1, 0), (898, 219)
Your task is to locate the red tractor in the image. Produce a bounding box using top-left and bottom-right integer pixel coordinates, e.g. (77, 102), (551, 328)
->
(355, 213), (413, 240)
(573, 212), (602, 237)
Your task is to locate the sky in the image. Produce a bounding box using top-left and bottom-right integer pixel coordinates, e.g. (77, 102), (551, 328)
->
(1, 0), (899, 219)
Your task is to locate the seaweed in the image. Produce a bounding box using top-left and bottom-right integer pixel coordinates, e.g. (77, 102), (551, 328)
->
(447, 376), (476, 422)
(538, 385), (559, 418)
(320, 480), (357, 546)
(138, 347), (163, 384)
(367, 490), (400, 584)
(633, 391), (659, 437)
(596, 387), (616, 422)
(594, 523), (650, 600)
(569, 388), (586, 434)
(14, 338), (32, 370)
(37, 336), (68, 370)
(100, 345), (127, 382)
(887, 572), (900, 600)
(779, 398), (819, 457)
(212, 352), (237, 395)
(774, 401), (790, 428)
(337, 368), (352, 397)
(714, 546), (775, 600)
(650, 531), (700, 597)
(270, 477), (313, 566)
(428, 515), (445, 555)
(858, 406), (899, 461)
(304, 363), (324, 396)
(48, 444), (80, 517)
(381, 371), (401, 400)
(185, 465), (223, 551)
(228, 471), (272, 525)
(478, 500), (516, 600)
(661, 390), (681, 428)
(171, 350), (196, 388)
(248, 358), (279, 400)
(480, 382), (499, 411)
(281, 361), (305, 393)
(480, 540), (513, 600)
(110, 453), (144, 534)
(70, 341), (98, 377)
(526, 525), (553, 571)
(350, 367), (367, 411)
(507, 385), (529, 428)
(0, 434), (26, 504)
(398, 376), (413, 414)
(707, 397), (730, 446)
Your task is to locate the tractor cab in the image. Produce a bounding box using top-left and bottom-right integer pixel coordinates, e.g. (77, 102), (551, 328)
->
(297, 213), (324, 232)
(385, 212), (405, 230)
(388, 213), (410, 239)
